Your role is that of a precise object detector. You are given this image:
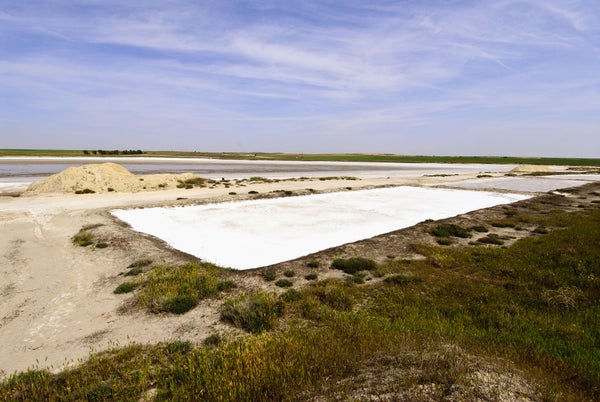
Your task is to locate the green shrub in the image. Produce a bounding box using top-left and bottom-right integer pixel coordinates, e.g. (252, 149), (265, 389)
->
(307, 282), (355, 311)
(217, 280), (237, 292)
(128, 259), (152, 269)
(163, 340), (192, 355)
(436, 237), (453, 245)
(305, 273), (318, 280)
(162, 295), (197, 314)
(280, 288), (302, 302)
(114, 282), (136, 294)
(477, 234), (505, 245)
(124, 267), (143, 277)
(430, 223), (471, 238)
(95, 242), (108, 249)
(203, 333), (222, 347)
(491, 221), (516, 228)
(533, 226), (549, 234)
(331, 257), (377, 274)
(72, 231), (93, 247)
(248, 190), (259, 194)
(221, 291), (284, 333)
(383, 274), (423, 286)
(471, 225), (489, 233)
(283, 270), (295, 277)
(307, 261), (320, 268)
(74, 188), (95, 194)
(275, 279), (293, 288)
(262, 270), (276, 282)
(228, 192), (237, 195)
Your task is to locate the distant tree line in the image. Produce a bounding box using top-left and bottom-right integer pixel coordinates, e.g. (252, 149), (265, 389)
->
(83, 150), (144, 155)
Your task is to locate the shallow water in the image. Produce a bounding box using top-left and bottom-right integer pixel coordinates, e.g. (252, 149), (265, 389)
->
(112, 186), (529, 270)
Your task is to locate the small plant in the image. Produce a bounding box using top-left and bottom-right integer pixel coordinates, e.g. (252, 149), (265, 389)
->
(107, 187), (115, 192)
(280, 288), (301, 302)
(248, 190), (259, 194)
(307, 261), (320, 268)
(124, 267), (143, 276)
(74, 188), (95, 194)
(275, 279), (293, 288)
(220, 291), (284, 333)
(436, 237), (453, 245)
(163, 340), (192, 355)
(203, 333), (222, 347)
(284, 190), (293, 196)
(114, 282), (136, 294)
(162, 295), (197, 314)
(72, 231), (93, 247)
(477, 234), (505, 245)
(533, 226), (549, 234)
(305, 273), (318, 280)
(384, 274), (423, 286)
(471, 225), (489, 233)
(95, 242), (108, 249)
(331, 257), (377, 274)
(262, 270), (276, 282)
(216, 280), (237, 292)
(228, 192), (237, 195)
(430, 223), (471, 238)
(283, 270), (295, 278)
(491, 221), (516, 228)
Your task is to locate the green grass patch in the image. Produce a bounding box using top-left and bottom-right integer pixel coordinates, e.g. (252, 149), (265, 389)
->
(71, 231), (94, 247)
(95, 242), (108, 249)
(331, 257), (377, 274)
(221, 291), (284, 333)
(430, 223), (471, 238)
(113, 282), (136, 294)
(275, 279), (293, 288)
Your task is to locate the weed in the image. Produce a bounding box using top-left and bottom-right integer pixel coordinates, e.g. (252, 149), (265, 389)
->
(128, 259), (152, 269)
(280, 288), (302, 302)
(262, 270), (276, 282)
(203, 334), (222, 347)
(216, 280), (237, 292)
(283, 270), (295, 277)
(305, 273), (318, 281)
(477, 234), (505, 245)
(430, 223), (471, 238)
(114, 282), (136, 294)
(95, 242), (108, 249)
(471, 225), (489, 233)
(124, 267), (143, 277)
(307, 261), (320, 268)
(331, 257), (377, 274)
(221, 291), (284, 333)
(436, 237), (453, 245)
(72, 231), (93, 247)
(162, 295), (197, 314)
(275, 279), (293, 288)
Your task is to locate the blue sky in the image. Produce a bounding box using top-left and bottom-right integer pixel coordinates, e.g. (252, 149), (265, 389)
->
(1, 1), (599, 157)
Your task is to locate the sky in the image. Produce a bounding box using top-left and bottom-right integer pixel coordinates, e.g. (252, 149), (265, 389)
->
(1, 1), (599, 157)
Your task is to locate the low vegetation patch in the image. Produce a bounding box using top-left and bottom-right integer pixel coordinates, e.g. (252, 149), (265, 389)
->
(2, 193), (599, 401)
(72, 231), (94, 247)
(275, 279), (293, 288)
(430, 223), (471, 238)
(113, 282), (136, 294)
(331, 257), (377, 274)
(220, 291), (284, 333)
(74, 188), (95, 194)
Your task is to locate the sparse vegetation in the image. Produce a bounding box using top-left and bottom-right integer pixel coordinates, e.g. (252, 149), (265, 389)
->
(95, 242), (108, 249)
(305, 273), (318, 281)
(283, 270), (295, 277)
(430, 223), (471, 238)
(113, 282), (136, 294)
(71, 231), (94, 247)
(262, 270), (276, 282)
(307, 261), (320, 268)
(476, 233), (505, 245)
(331, 257), (377, 274)
(275, 279), (293, 288)
(2, 191), (599, 401)
(74, 188), (96, 194)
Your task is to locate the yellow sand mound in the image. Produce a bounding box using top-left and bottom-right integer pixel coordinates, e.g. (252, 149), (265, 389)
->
(510, 164), (552, 173)
(26, 163), (202, 194)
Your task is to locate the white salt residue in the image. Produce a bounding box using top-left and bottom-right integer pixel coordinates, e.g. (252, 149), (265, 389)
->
(451, 176), (591, 193)
(112, 187), (529, 270)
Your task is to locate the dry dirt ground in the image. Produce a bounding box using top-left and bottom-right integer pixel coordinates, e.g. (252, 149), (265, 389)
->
(0, 171), (598, 400)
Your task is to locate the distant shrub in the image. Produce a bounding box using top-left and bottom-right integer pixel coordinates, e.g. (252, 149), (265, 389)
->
(124, 267), (143, 276)
(275, 279), (293, 288)
(74, 188), (95, 194)
(307, 261), (320, 268)
(331, 257), (377, 274)
(305, 273), (318, 281)
(203, 333), (222, 347)
(308, 282), (355, 311)
(384, 274), (423, 286)
(72, 231), (93, 247)
(107, 187), (115, 192)
(280, 288), (302, 302)
(491, 221), (516, 228)
(217, 280), (237, 292)
(471, 225), (489, 233)
(221, 291), (284, 333)
(533, 226), (549, 234)
(283, 270), (295, 278)
(436, 237), (453, 245)
(228, 192), (237, 195)
(163, 295), (197, 314)
(163, 340), (192, 355)
(114, 282), (136, 294)
(430, 224), (471, 238)
(248, 190), (259, 194)
(128, 259), (152, 269)
(262, 270), (276, 282)
(95, 242), (108, 249)
(477, 234), (504, 245)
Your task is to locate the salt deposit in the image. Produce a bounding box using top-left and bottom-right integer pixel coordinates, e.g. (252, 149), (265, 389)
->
(112, 186), (529, 270)
(450, 176), (592, 193)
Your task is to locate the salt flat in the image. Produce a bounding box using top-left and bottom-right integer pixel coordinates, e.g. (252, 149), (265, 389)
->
(449, 176), (595, 193)
(112, 186), (529, 269)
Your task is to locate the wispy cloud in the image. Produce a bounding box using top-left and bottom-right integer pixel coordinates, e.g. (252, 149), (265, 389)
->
(1, 0), (598, 156)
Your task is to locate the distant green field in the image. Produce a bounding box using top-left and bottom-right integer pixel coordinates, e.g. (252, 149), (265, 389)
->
(1, 149), (599, 166)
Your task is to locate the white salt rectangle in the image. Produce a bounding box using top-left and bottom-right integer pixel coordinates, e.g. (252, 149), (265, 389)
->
(112, 186), (529, 270)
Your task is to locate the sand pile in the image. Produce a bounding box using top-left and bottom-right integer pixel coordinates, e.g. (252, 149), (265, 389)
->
(26, 163), (201, 195)
(510, 164), (552, 173)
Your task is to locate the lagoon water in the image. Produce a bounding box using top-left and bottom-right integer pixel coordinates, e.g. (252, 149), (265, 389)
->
(112, 186), (529, 270)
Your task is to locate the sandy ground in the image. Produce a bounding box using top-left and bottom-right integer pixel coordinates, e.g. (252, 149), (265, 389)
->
(0, 168), (596, 378)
